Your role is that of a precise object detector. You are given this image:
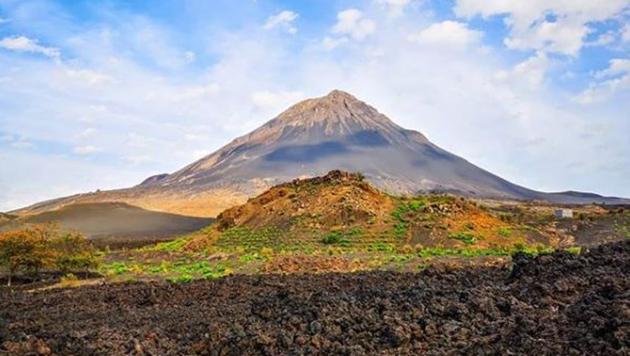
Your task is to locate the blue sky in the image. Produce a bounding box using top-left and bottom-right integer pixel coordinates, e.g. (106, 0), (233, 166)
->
(0, 0), (629, 210)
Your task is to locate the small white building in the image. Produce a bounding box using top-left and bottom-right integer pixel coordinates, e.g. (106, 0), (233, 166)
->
(554, 209), (573, 219)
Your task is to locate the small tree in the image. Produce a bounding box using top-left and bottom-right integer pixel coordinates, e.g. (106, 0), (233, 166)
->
(0, 229), (54, 286)
(50, 232), (100, 275)
(0, 225), (100, 286)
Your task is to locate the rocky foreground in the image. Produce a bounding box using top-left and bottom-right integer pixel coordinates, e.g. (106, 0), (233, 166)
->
(1, 241), (628, 355)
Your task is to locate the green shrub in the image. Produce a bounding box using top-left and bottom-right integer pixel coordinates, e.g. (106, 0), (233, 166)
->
(449, 232), (477, 245)
(368, 242), (395, 253)
(408, 200), (426, 212)
(321, 231), (350, 245)
(239, 253), (266, 262)
(393, 222), (408, 239)
(105, 262), (129, 275)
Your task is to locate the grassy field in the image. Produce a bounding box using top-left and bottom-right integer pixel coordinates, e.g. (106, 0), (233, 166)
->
(96, 230), (567, 284)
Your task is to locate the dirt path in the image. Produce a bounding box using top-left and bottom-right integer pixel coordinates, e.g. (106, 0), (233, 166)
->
(1, 241), (628, 355)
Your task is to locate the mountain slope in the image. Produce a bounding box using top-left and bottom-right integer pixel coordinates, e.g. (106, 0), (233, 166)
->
(143, 89), (525, 196)
(12, 90), (629, 218)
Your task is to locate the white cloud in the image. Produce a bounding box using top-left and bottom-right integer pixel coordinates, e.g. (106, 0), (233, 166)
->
(64, 69), (113, 86)
(376, 0), (412, 17)
(576, 58), (630, 104)
(623, 25), (630, 43)
(191, 150), (210, 160)
(321, 36), (349, 50)
(73, 145), (99, 155)
(0, 135), (13, 142)
(0, 134), (33, 149)
(586, 31), (616, 47)
(184, 51), (196, 63)
(251, 90), (305, 115)
(78, 128), (97, 139)
(594, 58), (630, 79)
(124, 154), (154, 165)
(332, 9), (375, 40)
(263, 10), (299, 34)
(0, 35), (60, 60)
(495, 51), (549, 87)
(184, 133), (205, 141)
(408, 21), (482, 49)
(504, 18), (588, 56)
(170, 83), (221, 101)
(123, 18), (197, 70)
(454, 0), (629, 56)
(576, 76), (630, 104)
(11, 139), (34, 149)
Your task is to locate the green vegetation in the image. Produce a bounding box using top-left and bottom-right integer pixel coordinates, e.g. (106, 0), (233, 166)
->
(322, 231), (349, 245)
(101, 259), (232, 283)
(498, 227), (512, 237)
(368, 242), (395, 253)
(102, 262), (130, 275)
(214, 226), (286, 252)
(151, 237), (189, 252)
(416, 244), (554, 258)
(565, 246), (582, 255)
(321, 228), (363, 245)
(70, 230), (570, 285)
(388, 195), (458, 240)
(393, 222), (407, 239)
(390, 200), (421, 239)
(449, 231), (477, 245)
(239, 253), (267, 262)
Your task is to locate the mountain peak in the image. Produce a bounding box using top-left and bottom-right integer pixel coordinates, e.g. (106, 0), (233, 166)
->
(273, 89), (393, 132)
(322, 89), (359, 102)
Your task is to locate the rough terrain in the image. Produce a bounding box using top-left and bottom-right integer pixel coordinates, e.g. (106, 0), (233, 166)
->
(1, 241), (627, 355)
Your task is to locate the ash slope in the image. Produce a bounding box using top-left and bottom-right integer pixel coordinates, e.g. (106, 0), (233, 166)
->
(1, 202), (213, 242)
(13, 90), (629, 218)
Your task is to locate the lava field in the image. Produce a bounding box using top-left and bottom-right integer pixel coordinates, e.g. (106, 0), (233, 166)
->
(1, 241), (628, 355)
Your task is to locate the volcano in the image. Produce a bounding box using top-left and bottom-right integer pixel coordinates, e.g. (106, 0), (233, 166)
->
(14, 90), (629, 218)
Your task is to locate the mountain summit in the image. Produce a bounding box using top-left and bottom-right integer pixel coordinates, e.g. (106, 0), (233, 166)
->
(273, 90), (407, 133)
(14, 90), (629, 217)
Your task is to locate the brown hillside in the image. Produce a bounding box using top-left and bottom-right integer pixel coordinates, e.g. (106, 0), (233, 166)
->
(189, 170), (558, 253)
(0, 213), (16, 224)
(216, 170), (393, 232)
